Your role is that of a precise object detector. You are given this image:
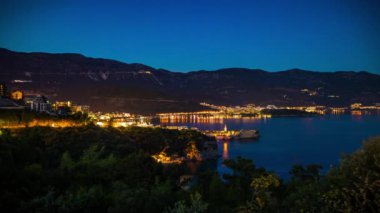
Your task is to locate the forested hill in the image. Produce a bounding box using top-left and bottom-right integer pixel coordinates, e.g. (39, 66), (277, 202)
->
(0, 126), (379, 212)
(1, 48), (380, 114)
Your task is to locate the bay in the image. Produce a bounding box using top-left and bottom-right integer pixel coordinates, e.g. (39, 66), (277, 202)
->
(157, 114), (380, 179)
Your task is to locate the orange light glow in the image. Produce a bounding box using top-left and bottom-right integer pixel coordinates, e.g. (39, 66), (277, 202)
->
(223, 142), (229, 160)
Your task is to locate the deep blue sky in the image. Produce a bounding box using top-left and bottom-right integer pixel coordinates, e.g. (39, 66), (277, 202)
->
(1, 0), (380, 73)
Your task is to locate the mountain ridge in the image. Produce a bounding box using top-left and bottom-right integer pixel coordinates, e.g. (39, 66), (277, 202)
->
(1, 48), (378, 75)
(1, 48), (379, 114)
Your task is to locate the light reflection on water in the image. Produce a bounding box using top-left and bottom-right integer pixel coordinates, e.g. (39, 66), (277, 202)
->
(222, 142), (229, 160)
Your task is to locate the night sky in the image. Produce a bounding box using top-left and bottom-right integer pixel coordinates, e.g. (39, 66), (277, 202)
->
(1, 0), (380, 73)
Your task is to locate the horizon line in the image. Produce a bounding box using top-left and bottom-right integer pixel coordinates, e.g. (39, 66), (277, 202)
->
(0, 47), (377, 75)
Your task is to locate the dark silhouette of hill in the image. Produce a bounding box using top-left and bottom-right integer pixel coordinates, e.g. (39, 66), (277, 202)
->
(1, 48), (379, 114)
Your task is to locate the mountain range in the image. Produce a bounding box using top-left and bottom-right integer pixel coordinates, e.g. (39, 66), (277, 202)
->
(1, 48), (380, 114)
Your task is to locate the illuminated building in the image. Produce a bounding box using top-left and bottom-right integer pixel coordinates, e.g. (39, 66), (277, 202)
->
(52, 101), (73, 115)
(309, 91), (317, 96)
(0, 83), (7, 97)
(152, 150), (183, 164)
(350, 103), (362, 109)
(266, 105), (277, 109)
(52, 101), (90, 114)
(71, 105), (90, 113)
(24, 95), (51, 113)
(52, 101), (72, 110)
(11, 80), (32, 83)
(10, 90), (23, 100)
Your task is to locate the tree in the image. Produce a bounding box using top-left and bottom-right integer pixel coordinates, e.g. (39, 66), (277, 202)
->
(166, 192), (208, 213)
(324, 137), (380, 212)
(289, 164), (322, 182)
(238, 174), (280, 213)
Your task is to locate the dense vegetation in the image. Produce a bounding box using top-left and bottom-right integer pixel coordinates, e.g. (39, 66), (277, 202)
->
(0, 126), (379, 212)
(0, 109), (89, 127)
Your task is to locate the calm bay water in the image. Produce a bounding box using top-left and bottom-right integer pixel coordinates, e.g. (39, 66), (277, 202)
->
(158, 114), (380, 179)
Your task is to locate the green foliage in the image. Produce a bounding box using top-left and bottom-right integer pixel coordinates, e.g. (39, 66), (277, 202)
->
(123, 126), (208, 156)
(290, 164), (322, 182)
(0, 126), (379, 212)
(60, 152), (75, 171)
(323, 137), (380, 212)
(238, 174), (280, 212)
(166, 192), (208, 213)
(281, 137), (380, 213)
(0, 126), (191, 212)
(0, 109), (91, 127)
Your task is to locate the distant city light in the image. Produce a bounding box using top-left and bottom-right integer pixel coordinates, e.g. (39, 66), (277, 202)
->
(12, 80), (33, 83)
